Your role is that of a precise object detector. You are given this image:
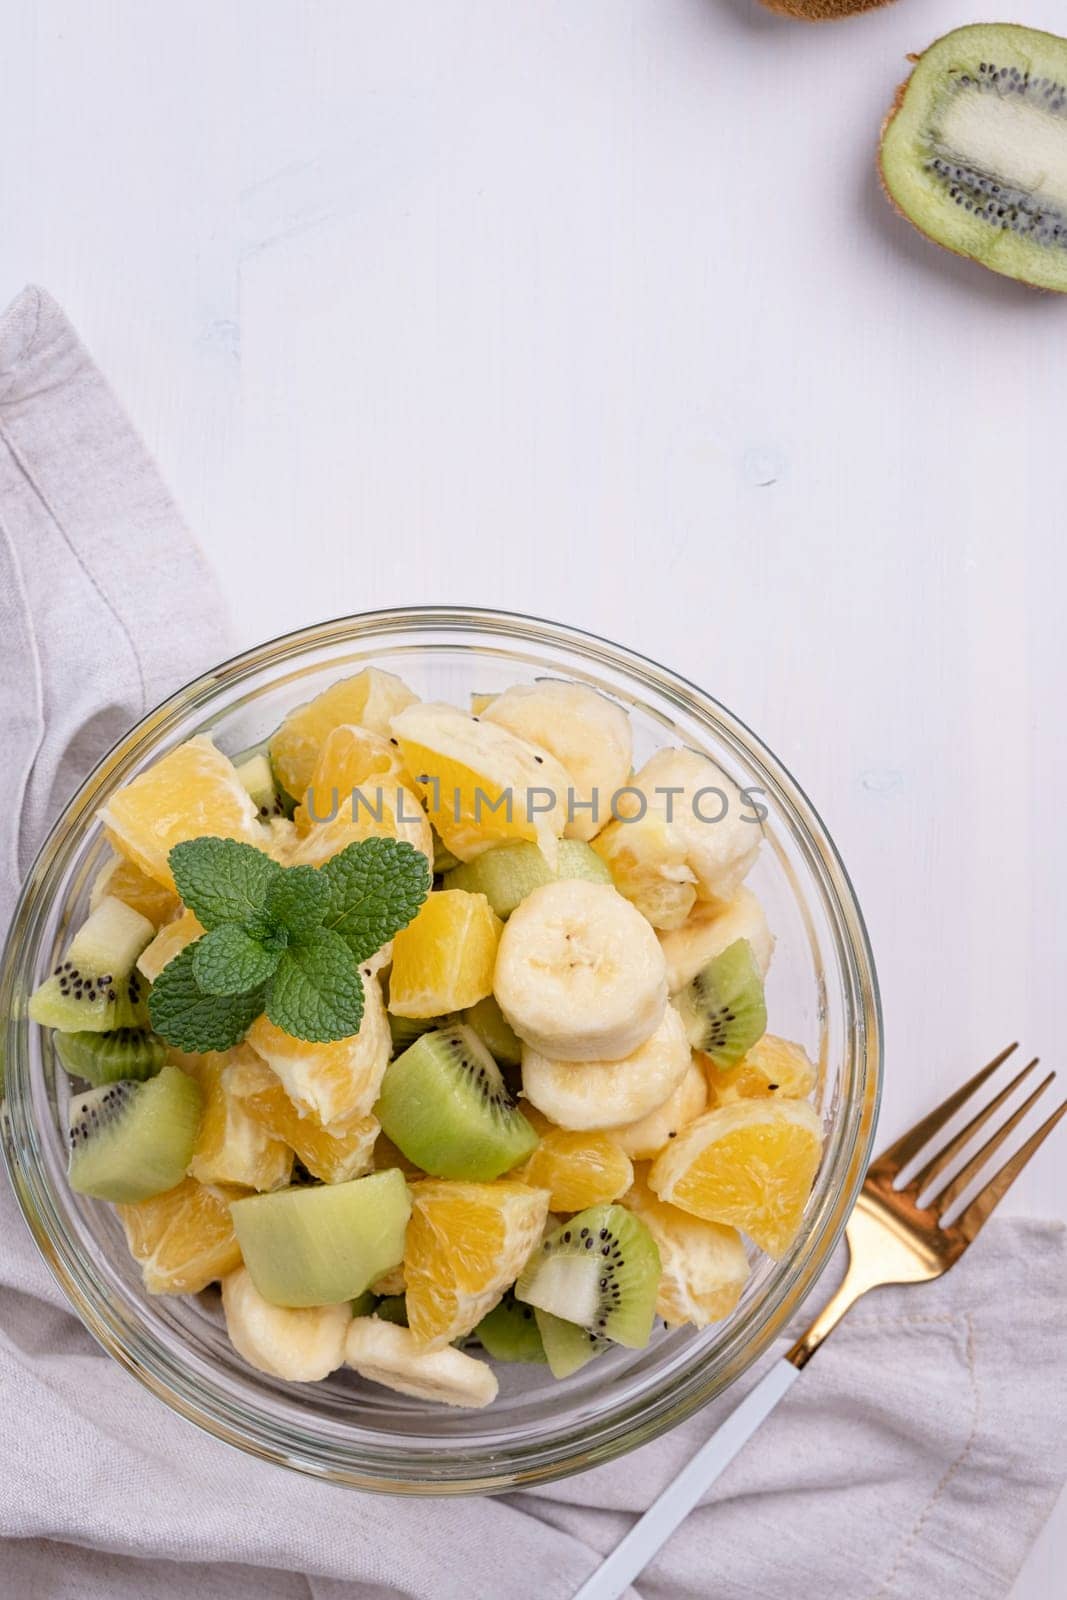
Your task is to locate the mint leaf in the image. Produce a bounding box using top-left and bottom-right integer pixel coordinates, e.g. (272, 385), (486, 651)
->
(266, 929), (365, 1042)
(322, 837), (431, 964)
(170, 837), (281, 930)
(148, 942), (265, 1052)
(265, 865), (330, 939)
(193, 925), (282, 997)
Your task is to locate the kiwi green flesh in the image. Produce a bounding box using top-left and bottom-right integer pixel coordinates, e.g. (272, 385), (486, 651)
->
(375, 1024), (537, 1181)
(881, 24), (1067, 293)
(476, 1290), (547, 1362)
(373, 1294), (409, 1326)
(462, 994), (523, 1068)
(55, 1028), (166, 1086)
(234, 740), (297, 817)
(350, 1290), (378, 1317)
(676, 938), (767, 1067)
(535, 1309), (610, 1378)
(515, 1204), (660, 1349)
(444, 840), (611, 918)
(30, 896), (155, 1033)
(431, 829), (462, 875)
(231, 1169), (411, 1307)
(387, 1011), (453, 1056)
(67, 1064), (203, 1202)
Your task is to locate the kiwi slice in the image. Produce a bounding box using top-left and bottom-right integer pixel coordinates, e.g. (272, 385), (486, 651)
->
(462, 994), (522, 1069)
(234, 740), (297, 818)
(444, 840), (611, 919)
(54, 1028), (166, 1086)
(230, 1169), (411, 1307)
(387, 1012), (455, 1056)
(374, 1294), (409, 1326)
(350, 1290), (378, 1317)
(375, 1023), (538, 1181)
(516, 1204), (660, 1349)
(68, 1064), (203, 1202)
(432, 829), (462, 875)
(880, 24), (1067, 294)
(476, 1291), (547, 1363)
(30, 896), (154, 1033)
(534, 1309), (610, 1379)
(674, 939), (767, 1068)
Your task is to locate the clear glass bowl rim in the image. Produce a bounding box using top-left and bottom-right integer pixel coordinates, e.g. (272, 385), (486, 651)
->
(1, 605), (882, 1495)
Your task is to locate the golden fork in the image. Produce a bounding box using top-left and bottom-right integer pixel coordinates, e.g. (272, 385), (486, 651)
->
(575, 1044), (1066, 1600)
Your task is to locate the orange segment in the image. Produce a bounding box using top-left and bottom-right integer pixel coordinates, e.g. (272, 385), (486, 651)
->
(387, 890), (501, 1018)
(404, 1179), (550, 1348)
(226, 1053), (378, 1184)
(118, 1176), (244, 1294)
(90, 854), (180, 927)
(295, 725), (412, 833)
(624, 1171), (749, 1327)
(521, 1109), (633, 1211)
(245, 976), (391, 1132)
(649, 1099), (823, 1259)
(269, 668), (419, 801)
(391, 703), (570, 864)
(703, 1034), (818, 1106)
(137, 908), (205, 983)
(184, 1051), (293, 1192)
(100, 736), (263, 889)
(288, 723), (431, 869)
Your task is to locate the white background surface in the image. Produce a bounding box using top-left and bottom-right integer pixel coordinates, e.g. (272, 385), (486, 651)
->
(1, 1), (1063, 1593)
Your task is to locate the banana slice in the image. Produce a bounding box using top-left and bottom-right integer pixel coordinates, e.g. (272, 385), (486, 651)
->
(345, 1317), (498, 1408)
(390, 702), (573, 866)
(479, 680), (632, 843)
(623, 1173), (749, 1328)
(610, 1053), (708, 1160)
(494, 879), (667, 1061)
(658, 887), (774, 994)
(221, 1267), (350, 1381)
(521, 1004), (690, 1130)
(594, 748), (761, 928)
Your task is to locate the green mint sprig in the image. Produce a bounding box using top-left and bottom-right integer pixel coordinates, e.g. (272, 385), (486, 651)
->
(148, 834), (430, 1051)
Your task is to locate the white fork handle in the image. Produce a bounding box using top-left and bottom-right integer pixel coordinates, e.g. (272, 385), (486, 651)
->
(572, 1358), (801, 1600)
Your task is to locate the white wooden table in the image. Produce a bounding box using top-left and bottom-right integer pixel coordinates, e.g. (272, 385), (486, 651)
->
(1, 1), (1062, 1592)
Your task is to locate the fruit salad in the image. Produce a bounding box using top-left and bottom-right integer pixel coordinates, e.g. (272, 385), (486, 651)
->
(29, 667), (824, 1409)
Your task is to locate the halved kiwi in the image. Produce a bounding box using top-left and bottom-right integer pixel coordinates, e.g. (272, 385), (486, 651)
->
(55, 1028), (166, 1086)
(880, 24), (1067, 293)
(375, 1023), (538, 1180)
(476, 1290), (547, 1363)
(67, 1064), (203, 1202)
(444, 840), (611, 919)
(516, 1204), (660, 1349)
(674, 939), (767, 1068)
(30, 896), (154, 1033)
(230, 1169), (411, 1307)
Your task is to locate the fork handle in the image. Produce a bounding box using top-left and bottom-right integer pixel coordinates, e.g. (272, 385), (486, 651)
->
(571, 1359), (801, 1600)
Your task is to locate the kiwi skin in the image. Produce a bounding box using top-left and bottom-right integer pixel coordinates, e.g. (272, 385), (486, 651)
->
(759, 0), (895, 18)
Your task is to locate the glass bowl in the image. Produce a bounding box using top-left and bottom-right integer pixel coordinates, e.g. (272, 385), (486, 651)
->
(0, 607), (880, 1494)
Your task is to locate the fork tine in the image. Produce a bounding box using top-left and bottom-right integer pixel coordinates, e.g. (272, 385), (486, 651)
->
(910, 1058), (1039, 1195)
(932, 1071), (1054, 1215)
(868, 1043), (1018, 1177)
(953, 1092), (1067, 1244)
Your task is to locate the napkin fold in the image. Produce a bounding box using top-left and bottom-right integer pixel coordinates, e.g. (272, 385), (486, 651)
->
(1, 286), (1064, 1600)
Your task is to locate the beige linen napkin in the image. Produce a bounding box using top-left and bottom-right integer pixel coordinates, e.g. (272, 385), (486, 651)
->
(1, 286), (1064, 1600)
